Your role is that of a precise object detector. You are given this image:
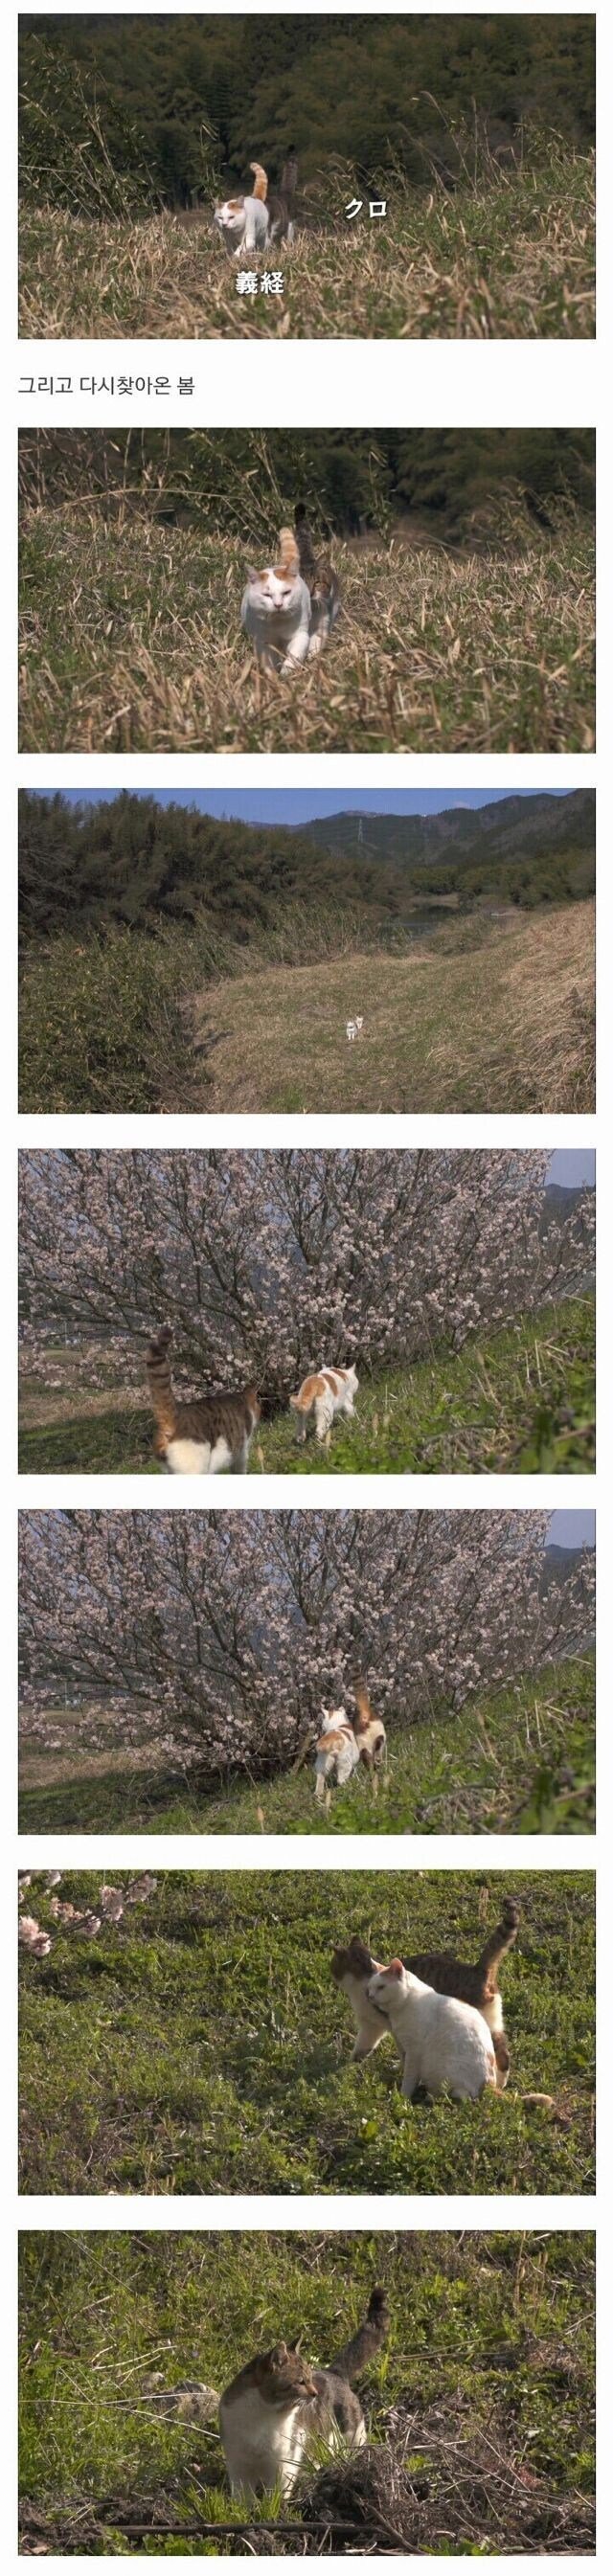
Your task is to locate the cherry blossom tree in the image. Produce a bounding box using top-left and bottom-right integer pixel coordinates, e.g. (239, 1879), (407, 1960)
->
(18, 1148), (594, 1402)
(19, 1510), (595, 1781)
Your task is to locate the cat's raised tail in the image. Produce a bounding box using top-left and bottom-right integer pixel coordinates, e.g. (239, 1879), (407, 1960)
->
(475, 1897), (520, 1989)
(249, 162), (269, 202)
(147, 1326), (177, 1444)
(277, 526), (301, 576)
(329, 2285), (389, 2383)
(281, 149), (299, 199)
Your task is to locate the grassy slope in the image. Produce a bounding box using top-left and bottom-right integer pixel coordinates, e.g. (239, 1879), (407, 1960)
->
(19, 2228), (595, 2556)
(18, 150), (595, 339)
(19, 512), (595, 756)
(18, 1868), (595, 2198)
(17, 900), (596, 1118)
(18, 1655), (595, 1840)
(196, 904), (595, 1116)
(18, 1296), (595, 1477)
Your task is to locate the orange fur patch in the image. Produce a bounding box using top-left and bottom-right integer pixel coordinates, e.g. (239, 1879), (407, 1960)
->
(290, 1371), (328, 1410)
(276, 526), (300, 578)
(316, 1726), (354, 1755)
(290, 1367), (351, 1411)
(354, 1683), (375, 1725)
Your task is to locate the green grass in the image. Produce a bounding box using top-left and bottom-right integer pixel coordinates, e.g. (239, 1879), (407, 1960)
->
(261, 1300), (596, 1479)
(18, 1869), (595, 2200)
(18, 1297), (596, 1477)
(19, 508), (595, 756)
(18, 899), (596, 1118)
(19, 1655), (595, 1840)
(19, 146), (595, 340)
(19, 2227), (595, 2555)
(191, 901), (594, 1118)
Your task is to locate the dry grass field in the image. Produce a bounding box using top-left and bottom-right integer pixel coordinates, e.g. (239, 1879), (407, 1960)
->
(18, 147), (595, 339)
(18, 899), (596, 1118)
(19, 509), (595, 756)
(193, 903), (595, 1116)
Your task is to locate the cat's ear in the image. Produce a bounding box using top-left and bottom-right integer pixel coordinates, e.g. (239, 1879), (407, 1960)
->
(272, 2341), (288, 2364)
(288, 2335), (303, 2354)
(246, 565), (260, 584)
(389, 1957), (405, 1977)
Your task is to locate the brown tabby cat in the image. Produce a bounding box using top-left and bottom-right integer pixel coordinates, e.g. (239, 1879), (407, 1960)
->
(146, 1326), (260, 1476)
(266, 149), (300, 243)
(219, 2285), (388, 2498)
(294, 504), (341, 654)
(332, 1898), (519, 2089)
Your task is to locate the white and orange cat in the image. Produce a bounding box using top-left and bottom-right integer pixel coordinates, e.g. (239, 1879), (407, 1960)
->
(213, 153), (298, 258)
(353, 1682), (387, 1784)
(314, 1706), (360, 1804)
(289, 1364), (358, 1443)
(241, 528), (312, 673)
(242, 518), (340, 676)
(213, 162), (270, 257)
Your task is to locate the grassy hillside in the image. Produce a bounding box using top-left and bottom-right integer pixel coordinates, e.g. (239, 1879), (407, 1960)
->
(18, 1296), (595, 1479)
(19, 513), (595, 756)
(18, 1870), (595, 2201)
(18, 900), (596, 1118)
(19, 147), (595, 340)
(19, 1656), (595, 1841)
(19, 2227), (595, 2557)
(193, 904), (595, 1116)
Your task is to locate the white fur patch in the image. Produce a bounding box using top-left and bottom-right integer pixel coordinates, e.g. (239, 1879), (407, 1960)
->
(165, 1436), (233, 1477)
(214, 196), (269, 254)
(368, 1965), (496, 2101)
(241, 571), (311, 673)
(220, 2386), (307, 2498)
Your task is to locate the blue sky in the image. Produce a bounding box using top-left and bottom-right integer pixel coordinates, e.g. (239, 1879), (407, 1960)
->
(549, 1512), (595, 1548)
(39, 787), (575, 827)
(550, 1150), (595, 1186)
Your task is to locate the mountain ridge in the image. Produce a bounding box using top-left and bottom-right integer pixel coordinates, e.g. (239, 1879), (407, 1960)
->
(303, 790), (595, 875)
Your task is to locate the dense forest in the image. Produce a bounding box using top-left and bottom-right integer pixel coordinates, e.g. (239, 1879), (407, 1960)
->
(19, 791), (596, 945)
(19, 14), (595, 211)
(19, 426), (596, 540)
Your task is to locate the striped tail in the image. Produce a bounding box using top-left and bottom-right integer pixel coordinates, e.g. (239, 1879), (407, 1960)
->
(331, 2286), (389, 2383)
(249, 162), (268, 202)
(146, 1327), (177, 1441)
(281, 150), (299, 200)
(476, 1899), (520, 1990)
(277, 527), (301, 577)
